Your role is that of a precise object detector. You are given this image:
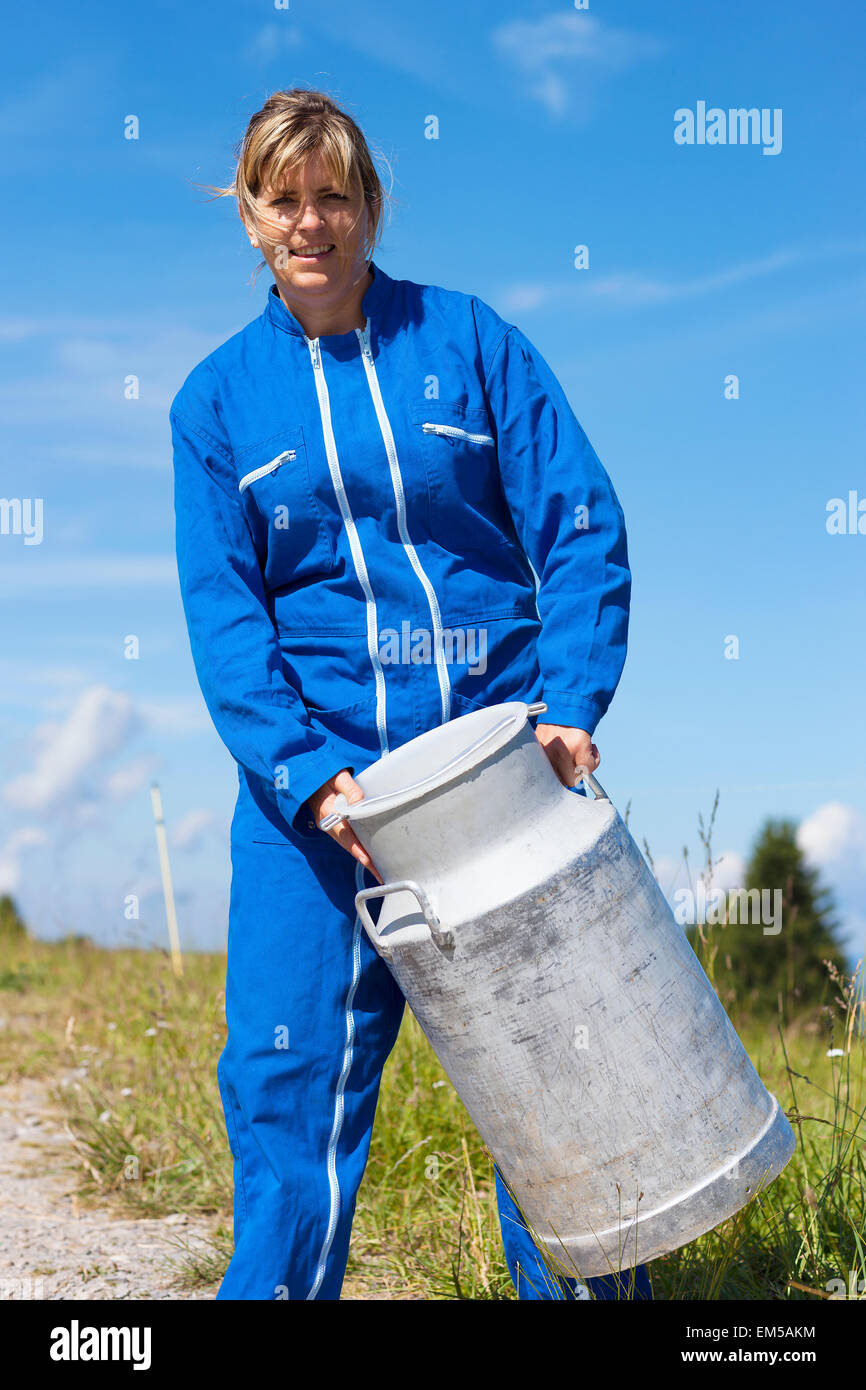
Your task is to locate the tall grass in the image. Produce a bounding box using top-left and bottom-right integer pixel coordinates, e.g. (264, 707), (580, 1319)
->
(1, 902), (863, 1300)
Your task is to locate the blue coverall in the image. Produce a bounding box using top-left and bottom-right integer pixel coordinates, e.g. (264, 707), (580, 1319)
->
(170, 259), (650, 1301)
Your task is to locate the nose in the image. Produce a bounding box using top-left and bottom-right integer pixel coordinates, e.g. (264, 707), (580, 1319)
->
(297, 198), (326, 229)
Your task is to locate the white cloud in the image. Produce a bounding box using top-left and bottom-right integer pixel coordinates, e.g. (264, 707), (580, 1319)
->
(0, 827), (49, 894)
(649, 853), (686, 894)
(651, 849), (745, 898)
(105, 756), (158, 802)
(3, 685), (138, 812)
(492, 12), (665, 118)
(703, 851), (747, 893)
(798, 802), (866, 870)
(501, 284), (551, 314)
(124, 874), (164, 903)
(171, 809), (223, 852)
(797, 804), (866, 962)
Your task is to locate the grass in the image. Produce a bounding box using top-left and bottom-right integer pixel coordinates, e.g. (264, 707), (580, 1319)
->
(0, 914), (863, 1300)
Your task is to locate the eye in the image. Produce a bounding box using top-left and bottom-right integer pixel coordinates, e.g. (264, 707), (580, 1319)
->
(271, 192), (346, 206)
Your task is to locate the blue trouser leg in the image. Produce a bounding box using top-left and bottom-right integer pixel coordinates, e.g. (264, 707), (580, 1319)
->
(495, 1169), (654, 1300)
(216, 834), (405, 1300)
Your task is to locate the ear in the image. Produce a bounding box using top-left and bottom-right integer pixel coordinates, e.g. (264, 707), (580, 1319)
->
(239, 205), (260, 249)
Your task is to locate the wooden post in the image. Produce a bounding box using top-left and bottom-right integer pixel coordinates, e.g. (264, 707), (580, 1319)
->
(150, 782), (183, 978)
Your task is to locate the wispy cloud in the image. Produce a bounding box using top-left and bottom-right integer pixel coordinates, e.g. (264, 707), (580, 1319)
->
(499, 239), (866, 315)
(139, 698), (213, 736)
(0, 58), (107, 140)
(585, 248), (807, 307)
(299, 3), (456, 89)
(243, 23), (303, 64)
(492, 12), (666, 118)
(653, 849), (746, 902)
(171, 808), (224, 852)
(105, 756), (159, 802)
(0, 315), (222, 468)
(2, 555), (178, 592)
(0, 662), (91, 703)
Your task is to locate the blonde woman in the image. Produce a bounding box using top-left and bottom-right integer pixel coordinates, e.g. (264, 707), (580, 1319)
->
(171, 88), (648, 1302)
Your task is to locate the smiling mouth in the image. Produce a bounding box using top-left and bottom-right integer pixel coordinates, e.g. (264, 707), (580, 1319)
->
(290, 244), (335, 259)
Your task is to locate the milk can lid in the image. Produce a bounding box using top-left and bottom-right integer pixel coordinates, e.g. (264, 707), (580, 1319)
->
(322, 700), (541, 827)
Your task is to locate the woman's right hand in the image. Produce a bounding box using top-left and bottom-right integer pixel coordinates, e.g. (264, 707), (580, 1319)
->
(306, 769), (383, 884)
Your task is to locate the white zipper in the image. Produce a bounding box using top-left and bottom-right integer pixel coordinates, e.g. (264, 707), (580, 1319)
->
(421, 422), (494, 447)
(357, 323), (452, 725)
(237, 449), (296, 494)
(305, 335), (389, 757)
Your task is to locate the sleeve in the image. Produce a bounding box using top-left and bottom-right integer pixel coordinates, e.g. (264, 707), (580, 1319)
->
(483, 324), (631, 736)
(170, 404), (352, 839)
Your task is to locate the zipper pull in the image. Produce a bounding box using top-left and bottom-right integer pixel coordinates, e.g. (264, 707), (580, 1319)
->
(307, 336), (321, 368)
(357, 323), (373, 361)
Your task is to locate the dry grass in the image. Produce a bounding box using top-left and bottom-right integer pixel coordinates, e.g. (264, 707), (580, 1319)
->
(1, 921), (863, 1300)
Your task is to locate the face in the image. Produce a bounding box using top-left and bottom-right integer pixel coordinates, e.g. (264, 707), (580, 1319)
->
(242, 149), (371, 308)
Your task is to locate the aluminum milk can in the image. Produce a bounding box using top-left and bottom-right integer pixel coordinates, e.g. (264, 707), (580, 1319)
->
(320, 700), (796, 1278)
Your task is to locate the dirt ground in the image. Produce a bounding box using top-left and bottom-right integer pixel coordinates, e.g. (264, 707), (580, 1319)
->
(0, 1075), (222, 1301)
(0, 1073), (403, 1301)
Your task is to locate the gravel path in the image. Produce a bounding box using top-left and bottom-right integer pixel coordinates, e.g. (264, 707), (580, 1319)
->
(0, 1076), (221, 1301)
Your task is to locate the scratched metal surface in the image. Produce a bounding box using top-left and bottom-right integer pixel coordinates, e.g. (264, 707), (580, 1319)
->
(350, 709), (796, 1276)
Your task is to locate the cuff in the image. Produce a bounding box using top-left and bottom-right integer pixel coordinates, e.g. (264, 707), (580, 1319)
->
(276, 742), (359, 840)
(538, 690), (605, 738)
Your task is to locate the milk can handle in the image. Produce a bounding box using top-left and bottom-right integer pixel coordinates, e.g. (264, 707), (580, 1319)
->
(573, 764), (610, 800)
(355, 879), (454, 960)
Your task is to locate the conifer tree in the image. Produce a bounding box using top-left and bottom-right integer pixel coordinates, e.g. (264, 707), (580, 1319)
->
(703, 819), (847, 1021)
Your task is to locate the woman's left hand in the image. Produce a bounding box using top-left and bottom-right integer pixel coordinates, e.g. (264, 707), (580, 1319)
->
(534, 723), (600, 788)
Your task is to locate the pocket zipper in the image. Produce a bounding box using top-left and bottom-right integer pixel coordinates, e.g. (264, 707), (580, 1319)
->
(421, 422), (494, 447)
(238, 449), (296, 494)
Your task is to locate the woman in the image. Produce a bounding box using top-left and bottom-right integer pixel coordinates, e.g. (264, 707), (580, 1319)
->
(171, 88), (649, 1301)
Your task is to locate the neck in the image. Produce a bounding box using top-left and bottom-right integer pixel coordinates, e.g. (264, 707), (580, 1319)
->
(281, 264), (373, 340)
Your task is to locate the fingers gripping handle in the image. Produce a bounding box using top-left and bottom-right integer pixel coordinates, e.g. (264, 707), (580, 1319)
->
(355, 879), (453, 960)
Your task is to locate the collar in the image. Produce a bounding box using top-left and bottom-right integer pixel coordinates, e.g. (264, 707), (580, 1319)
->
(265, 259), (393, 341)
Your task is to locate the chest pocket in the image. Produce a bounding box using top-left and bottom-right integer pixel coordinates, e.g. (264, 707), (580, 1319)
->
(235, 427), (335, 589)
(409, 401), (514, 554)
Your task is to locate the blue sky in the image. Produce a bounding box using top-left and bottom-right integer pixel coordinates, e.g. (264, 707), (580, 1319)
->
(1, 0), (864, 966)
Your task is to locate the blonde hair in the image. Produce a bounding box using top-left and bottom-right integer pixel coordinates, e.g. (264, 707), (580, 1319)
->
(206, 88), (391, 283)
